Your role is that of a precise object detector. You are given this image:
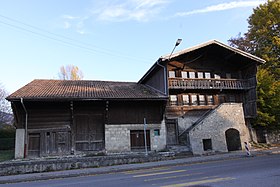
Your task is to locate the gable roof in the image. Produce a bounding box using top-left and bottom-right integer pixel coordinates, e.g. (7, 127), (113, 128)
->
(6, 79), (167, 101)
(139, 40), (265, 84)
(162, 39), (266, 64)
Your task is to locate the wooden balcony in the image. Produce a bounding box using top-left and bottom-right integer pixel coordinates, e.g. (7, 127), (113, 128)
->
(168, 77), (255, 90)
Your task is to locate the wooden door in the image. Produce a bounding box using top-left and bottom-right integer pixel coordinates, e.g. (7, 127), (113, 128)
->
(166, 120), (178, 145)
(226, 128), (241, 151)
(74, 114), (104, 151)
(130, 130), (150, 151)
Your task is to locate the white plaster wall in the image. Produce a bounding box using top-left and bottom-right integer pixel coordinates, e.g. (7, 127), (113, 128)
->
(105, 121), (166, 153)
(189, 103), (250, 155)
(15, 129), (25, 159)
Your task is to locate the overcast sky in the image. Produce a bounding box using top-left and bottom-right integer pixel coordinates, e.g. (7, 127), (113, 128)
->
(0, 0), (265, 93)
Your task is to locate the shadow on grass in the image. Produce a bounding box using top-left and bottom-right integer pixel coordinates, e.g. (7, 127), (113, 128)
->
(0, 150), (14, 162)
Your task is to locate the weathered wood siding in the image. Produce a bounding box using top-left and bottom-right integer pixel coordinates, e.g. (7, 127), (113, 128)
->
(108, 101), (165, 124)
(142, 66), (166, 95)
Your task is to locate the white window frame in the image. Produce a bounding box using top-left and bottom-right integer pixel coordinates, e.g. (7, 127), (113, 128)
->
(169, 71), (176, 78)
(181, 71), (188, 78)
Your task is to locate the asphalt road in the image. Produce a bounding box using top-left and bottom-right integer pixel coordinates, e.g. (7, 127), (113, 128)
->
(1, 154), (280, 187)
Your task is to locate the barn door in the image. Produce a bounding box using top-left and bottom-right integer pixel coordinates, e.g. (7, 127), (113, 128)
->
(130, 130), (150, 151)
(166, 119), (178, 145)
(226, 128), (242, 151)
(74, 114), (104, 151)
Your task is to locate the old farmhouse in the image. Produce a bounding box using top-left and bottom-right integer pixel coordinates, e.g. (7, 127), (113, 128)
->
(7, 40), (265, 158)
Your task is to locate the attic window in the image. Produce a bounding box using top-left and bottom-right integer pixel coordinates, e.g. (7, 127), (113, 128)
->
(205, 72), (211, 79)
(189, 72), (195, 79)
(169, 71), (175, 78)
(197, 72), (203, 79)
(181, 71), (188, 78)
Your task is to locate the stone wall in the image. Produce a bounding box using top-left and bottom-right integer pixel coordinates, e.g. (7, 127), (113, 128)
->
(189, 103), (250, 155)
(0, 153), (175, 176)
(177, 110), (210, 145)
(105, 120), (166, 153)
(266, 130), (280, 144)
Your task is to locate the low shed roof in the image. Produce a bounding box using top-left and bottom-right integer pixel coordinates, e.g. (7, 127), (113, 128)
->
(6, 79), (167, 101)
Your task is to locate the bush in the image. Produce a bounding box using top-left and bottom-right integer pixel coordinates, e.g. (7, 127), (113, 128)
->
(0, 124), (15, 150)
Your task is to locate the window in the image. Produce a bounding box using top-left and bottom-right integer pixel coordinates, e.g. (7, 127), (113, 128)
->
(226, 73), (232, 79)
(228, 95), (236, 102)
(197, 72), (203, 79)
(203, 139), (212, 151)
(182, 95), (190, 105)
(169, 71), (175, 78)
(189, 72), (195, 78)
(205, 72), (211, 79)
(207, 95), (214, 105)
(191, 95), (198, 106)
(170, 95), (177, 105)
(214, 74), (221, 79)
(154, 129), (160, 136)
(199, 95), (206, 105)
(181, 71), (188, 78)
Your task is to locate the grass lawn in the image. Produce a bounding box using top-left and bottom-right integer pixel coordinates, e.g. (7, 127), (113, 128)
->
(0, 150), (14, 162)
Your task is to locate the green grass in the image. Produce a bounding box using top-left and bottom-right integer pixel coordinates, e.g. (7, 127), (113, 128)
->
(0, 150), (14, 162)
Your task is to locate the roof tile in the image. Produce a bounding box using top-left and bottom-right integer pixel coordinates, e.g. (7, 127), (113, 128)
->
(6, 79), (166, 101)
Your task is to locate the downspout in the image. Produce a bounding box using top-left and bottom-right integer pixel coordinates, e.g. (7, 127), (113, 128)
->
(157, 59), (168, 95)
(20, 98), (28, 158)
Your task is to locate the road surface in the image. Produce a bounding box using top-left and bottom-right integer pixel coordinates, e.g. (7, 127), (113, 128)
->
(2, 154), (280, 187)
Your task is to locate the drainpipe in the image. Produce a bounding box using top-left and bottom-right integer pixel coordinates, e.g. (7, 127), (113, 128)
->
(157, 59), (168, 95)
(20, 98), (28, 158)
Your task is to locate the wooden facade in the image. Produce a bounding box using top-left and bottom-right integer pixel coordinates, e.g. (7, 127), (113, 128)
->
(9, 99), (165, 157)
(139, 40), (265, 147)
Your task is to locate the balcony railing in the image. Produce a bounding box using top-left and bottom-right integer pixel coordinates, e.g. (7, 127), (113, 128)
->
(168, 78), (255, 90)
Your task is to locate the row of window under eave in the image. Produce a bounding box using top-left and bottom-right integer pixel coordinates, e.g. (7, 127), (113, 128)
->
(168, 71), (233, 79)
(169, 94), (214, 106)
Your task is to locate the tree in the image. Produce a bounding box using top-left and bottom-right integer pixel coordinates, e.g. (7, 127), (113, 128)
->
(58, 64), (84, 80)
(0, 84), (12, 125)
(228, 0), (280, 129)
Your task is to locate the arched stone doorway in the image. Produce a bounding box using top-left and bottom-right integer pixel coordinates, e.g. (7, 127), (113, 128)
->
(225, 128), (241, 151)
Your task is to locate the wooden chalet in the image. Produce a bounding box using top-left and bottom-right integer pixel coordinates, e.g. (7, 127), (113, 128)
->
(139, 40), (265, 154)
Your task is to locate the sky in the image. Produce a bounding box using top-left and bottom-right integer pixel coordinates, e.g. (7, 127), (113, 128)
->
(0, 0), (266, 93)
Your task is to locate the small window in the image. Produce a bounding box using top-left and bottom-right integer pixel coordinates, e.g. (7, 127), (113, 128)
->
(182, 95), (190, 105)
(226, 73), (232, 79)
(169, 71), (176, 78)
(197, 72), (203, 79)
(205, 72), (211, 79)
(199, 95), (206, 105)
(189, 72), (196, 79)
(170, 95), (177, 105)
(203, 139), (212, 151)
(214, 74), (221, 79)
(181, 71), (188, 78)
(207, 95), (214, 105)
(191, 95), (198, 106)
(228, 95), (236, 102)
(154, 129), (160, 136)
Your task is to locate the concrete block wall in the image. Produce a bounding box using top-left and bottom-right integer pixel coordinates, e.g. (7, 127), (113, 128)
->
(189, 103), (250, 155)
(105, 121), (166, 153)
